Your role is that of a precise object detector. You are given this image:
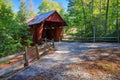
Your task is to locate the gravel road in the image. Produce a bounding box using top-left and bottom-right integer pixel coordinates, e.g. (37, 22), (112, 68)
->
(8, 42), (120, 80)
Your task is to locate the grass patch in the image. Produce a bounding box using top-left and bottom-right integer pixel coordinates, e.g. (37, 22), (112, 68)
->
(0, 60), (10, 65)
(95, 61), (117, 73)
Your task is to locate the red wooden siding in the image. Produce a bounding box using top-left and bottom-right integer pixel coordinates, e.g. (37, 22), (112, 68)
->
(55, 27), (63, 41)
(46, 12), (63, 22)
(37, 22), (44, 42)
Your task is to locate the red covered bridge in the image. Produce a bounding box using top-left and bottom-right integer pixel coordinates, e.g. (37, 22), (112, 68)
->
(28, 10), (67, 44)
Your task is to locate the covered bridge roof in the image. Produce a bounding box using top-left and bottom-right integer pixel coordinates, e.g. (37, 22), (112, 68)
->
(28, 10), (66, 26)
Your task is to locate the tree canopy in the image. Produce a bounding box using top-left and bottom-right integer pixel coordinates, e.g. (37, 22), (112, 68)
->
(38, 0), (64, 15)
(66, 0), (120, 40)
(28, 0), (36, 18)
(17, 0), (28, 22)
(0, 0), (119, 57)
(0, 0), (31, 57)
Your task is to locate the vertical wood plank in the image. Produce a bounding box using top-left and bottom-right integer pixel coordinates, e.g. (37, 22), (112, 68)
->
(93, 27), (96, 43)
(23, 46), (29, 67)
(35, 44), (40, 60)
(45, 38), (47, 46)
(52, 39), (55, 48)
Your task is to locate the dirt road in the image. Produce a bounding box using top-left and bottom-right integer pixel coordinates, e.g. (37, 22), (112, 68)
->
(8, 42), (120, 80)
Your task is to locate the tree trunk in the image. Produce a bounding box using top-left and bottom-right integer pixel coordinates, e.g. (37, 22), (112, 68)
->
(81, 0), (86, 33)
(116, 0), (119, 42)
(100, 0), (102, 36)
(91, 0), (94, 36)
(105, 0), (110, 33)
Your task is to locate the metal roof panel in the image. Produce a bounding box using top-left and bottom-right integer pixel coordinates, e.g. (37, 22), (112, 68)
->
(28, 10), (56, 25)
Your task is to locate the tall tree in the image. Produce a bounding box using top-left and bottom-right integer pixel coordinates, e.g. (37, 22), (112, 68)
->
(99, 0), (102, 28)
(38, 0), (64, 14)
(66, 0), (120, 42)
(105, 0), (110, 33)
(81, 0), (87, 32)
(0, 0), (32, 58)
(116, 0), (119, 41)
(0, 0), (23, 57)
(17, 0), (32, 46)
(17, 0), (28, 22)
(28, 0), (36, 18)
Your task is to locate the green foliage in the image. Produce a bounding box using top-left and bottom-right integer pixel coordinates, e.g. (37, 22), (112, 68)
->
(0, 0), (32, 58)
(17, 0), (36, 21)
(17, 0), (28, 22)
(0, 0), (119, 58)
(38, 0), (65, 15)
(17, 0), (32, 46)
(66, 0), (120, 42)
(28, 0), (37, 18)
(0, 0), (20, 57)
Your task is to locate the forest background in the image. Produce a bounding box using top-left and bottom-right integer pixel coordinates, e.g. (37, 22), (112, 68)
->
(0, 0), (119, 57)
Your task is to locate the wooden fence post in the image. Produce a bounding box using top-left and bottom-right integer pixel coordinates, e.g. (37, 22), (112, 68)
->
(35, 44), (40, 60)
(59, 37), (61, 42)
(45, 38), (47, 45)
(52, 39), (55, 48)
(24, 46), (29, 67)
(93, 27), (96, 43)
(118, 36), (119, 43)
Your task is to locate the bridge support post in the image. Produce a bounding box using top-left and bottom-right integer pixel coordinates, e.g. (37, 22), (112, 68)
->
(35, 44), (40, 60)
(52, 39), (55, 48)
